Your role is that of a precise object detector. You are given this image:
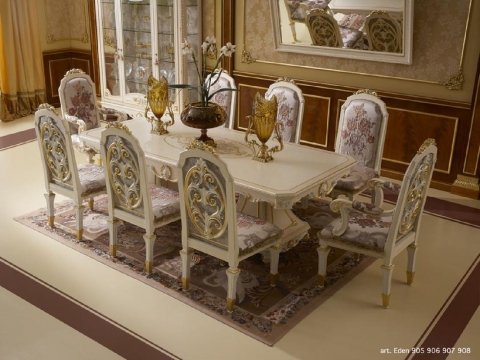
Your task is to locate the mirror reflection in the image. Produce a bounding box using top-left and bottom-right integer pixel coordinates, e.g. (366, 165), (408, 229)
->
(271, 0), (413, 64)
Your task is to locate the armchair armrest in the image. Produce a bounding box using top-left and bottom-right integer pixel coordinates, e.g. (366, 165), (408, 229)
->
(368, 178), (401, 208)
(98, 106), (129, 122)
(329, 197), (384, 236)
(64, 114), (87, 133)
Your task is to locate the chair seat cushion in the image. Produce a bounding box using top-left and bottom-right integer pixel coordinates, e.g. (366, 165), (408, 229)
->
(334, 164), (376, 191)
(292, 196), (339, 232)
(150, 185), (180, 221)
(236, 213), (282, 256)
(319, 212), (392, 252)
(78, 163), (106, 196)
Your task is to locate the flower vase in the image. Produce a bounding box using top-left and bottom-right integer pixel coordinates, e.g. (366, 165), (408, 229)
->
(180, 102), (226, 147)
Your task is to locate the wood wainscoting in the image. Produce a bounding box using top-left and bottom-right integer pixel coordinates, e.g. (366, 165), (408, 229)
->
(232, 72), (474, 193)
(43, 49), (95, 107)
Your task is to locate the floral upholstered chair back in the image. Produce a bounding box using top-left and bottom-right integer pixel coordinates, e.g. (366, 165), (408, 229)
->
(206, 70), (237, 129)
(34, 105), (80, 193)
(365, 10), (402, 53)
(283, 0), (331, 42)
(59, 69), (99, 132)
(178, 145), (236, 253)
(100, 124), (152, 221)
(335, 90), (388, 174)
(265, 78), (305, 144)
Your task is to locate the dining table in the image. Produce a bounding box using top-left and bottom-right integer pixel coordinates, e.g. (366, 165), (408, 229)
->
(79, 117), (356, 253)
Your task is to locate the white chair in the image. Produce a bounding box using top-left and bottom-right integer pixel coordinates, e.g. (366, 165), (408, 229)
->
(206, 69), (237, 129)
(59, 68), (128, 163)
(177, 141), (282, 312)
(265, 78), (305, 144)
(306, 8), (364, 49)
(330, 89), (389, 200)
(283, 0), (331, 42)
(365, 10), (403, 53)
(34, 104), (106, 240)
(100, 122), (181, 273)
(318, 139), (437, 308)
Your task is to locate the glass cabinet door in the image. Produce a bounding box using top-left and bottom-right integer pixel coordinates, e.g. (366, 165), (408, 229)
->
(184, 0), (200, 103)
(100, 0), (121, 97)
(156, 0), (175, 84)
(120, 0), (153, 97)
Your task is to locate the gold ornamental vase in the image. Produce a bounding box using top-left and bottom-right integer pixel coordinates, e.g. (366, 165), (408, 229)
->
(145, 75), (174, 135)
(180, 102), (226, 147)
(245, 93), (283, 162)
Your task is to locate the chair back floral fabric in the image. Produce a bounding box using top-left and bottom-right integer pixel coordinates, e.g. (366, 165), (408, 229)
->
(336, 91), (388, 172)
(59, 69), (99, 132)
(206, 71), (237, 128)
(265, 79), (305, 143)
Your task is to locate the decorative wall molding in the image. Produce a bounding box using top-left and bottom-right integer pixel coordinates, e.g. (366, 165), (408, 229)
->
(45, 0), (89, 44)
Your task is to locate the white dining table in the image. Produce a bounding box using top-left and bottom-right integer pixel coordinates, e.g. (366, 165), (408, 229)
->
(80, 117), (356, 252)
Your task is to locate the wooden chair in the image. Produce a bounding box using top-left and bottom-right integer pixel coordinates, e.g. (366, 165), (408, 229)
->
(34, 104), (106, 240)
(365, 10), (402, 53)
(265, 78), (305, 144)
(177, 141), (282, 312)
(205, 69), (237, 129)
(330, 89), (389, 200)
(59, 68), (128, 163)
(318, 139), (437, 308)
(306, 8), (363, 49)
(283, 0), (331, 42)
(100, 122), (181, 273)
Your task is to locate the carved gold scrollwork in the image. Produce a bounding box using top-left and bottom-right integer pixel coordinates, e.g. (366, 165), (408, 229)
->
(442, 68), (464, 90)
(40, 118), (71, 185)
(398, 154), (434, 235)
(184, 158), (227, 243)
(106, 135), (142, 210)
(241, 48), (256, 64)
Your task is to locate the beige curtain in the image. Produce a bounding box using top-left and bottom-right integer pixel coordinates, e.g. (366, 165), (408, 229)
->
(0, 0), (46, 121)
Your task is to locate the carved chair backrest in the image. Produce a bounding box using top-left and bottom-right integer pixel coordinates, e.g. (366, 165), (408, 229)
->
(59, 69), (100, 131)
(284, 0), (331, 23)
(335, 90), (389, 174)
(206, 70), (237, 129)
(384, 139), (437, 259)
(100, 124), (153, 224)
(265, 79), (305, 144)
(177, 146), (237, 256)
(306, 8), (343, 47)
(34, 106), (81, 195)
(365, 10), (402, 53)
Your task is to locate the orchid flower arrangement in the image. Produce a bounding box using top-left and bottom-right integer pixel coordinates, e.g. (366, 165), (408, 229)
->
(181, 36), (236, 107)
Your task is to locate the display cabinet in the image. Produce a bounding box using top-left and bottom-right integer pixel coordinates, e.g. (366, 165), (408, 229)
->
(95, 0), (201, 116)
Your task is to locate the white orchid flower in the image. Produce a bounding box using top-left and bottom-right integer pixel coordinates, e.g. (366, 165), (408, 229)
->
(220, 42), (236, 57)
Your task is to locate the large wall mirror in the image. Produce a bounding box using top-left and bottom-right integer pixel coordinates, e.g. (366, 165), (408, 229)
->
(270, 0), (413, 64)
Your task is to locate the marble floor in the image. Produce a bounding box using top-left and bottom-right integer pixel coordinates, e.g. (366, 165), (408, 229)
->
(0, 115), (479, 360)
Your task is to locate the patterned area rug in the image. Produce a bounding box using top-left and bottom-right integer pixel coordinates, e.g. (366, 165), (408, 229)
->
(14, 196), (370, 345)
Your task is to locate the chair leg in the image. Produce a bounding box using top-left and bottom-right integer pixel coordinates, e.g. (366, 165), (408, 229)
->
(381, 263), (394, 308)
(179, 248), (192, 290)
(226, 267), (240, 312)
(406, 244), (417, 285)
(317, 244), (331, 287)
(289, 21), (298, 42)
(269, 247), (281, 286)
(44, 192), (55, 227)
(108, 218), (120, 257)
(74, 204), (85, 240)
(143, 232), (156, 274)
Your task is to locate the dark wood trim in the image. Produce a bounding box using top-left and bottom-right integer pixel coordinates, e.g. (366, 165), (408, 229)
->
(222, 0), (234, 74)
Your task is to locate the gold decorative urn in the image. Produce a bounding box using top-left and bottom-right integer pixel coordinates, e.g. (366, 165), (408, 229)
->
(145, 75), (174, 135)
(244, 93), (283, 162)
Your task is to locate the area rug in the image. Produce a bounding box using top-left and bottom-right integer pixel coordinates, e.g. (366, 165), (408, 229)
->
(14, 196), (370, 345)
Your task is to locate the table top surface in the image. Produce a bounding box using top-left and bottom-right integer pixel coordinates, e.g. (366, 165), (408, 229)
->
(80, 118), (356, 204)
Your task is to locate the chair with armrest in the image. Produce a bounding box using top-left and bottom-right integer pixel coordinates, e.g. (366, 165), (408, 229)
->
(177, 141), (283, 312)
(59, 68), (128, 163)
(306, 8), (364, 49)
(205, 69), (237, 129)
(317, 139), (437, 308)
(265, 77), (305, 144)
(100, 122), (181, 273)
(330, 89), (389, 200)
(283, 0), (331, 42)
(364, 10), (402, 53)
(34, 104), (106, 240)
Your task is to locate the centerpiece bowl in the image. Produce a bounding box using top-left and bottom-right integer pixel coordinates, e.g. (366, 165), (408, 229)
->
(180, 102), (226, 147)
